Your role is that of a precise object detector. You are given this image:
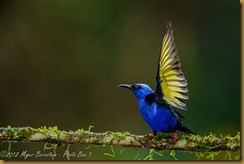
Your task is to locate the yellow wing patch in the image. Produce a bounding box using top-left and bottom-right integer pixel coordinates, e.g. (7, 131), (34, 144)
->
(159, 22), (188, 110)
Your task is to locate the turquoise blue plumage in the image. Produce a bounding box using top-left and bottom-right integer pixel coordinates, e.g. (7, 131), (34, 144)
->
(118, 22), (194, 140)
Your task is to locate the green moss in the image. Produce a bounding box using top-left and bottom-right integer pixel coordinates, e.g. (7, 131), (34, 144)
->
(65, 144), (71, 160)
(38, 126), (48, 134)
(192, 132), (240, 160)
(43, 142), (58, 160)
(75, 126), (95, 135)
(4, 125), (15, 137)
(15, 128), (32, 139)
(175, 139), (187, 148)
(206, 151), (221, 160)
(169, 150), (177, 160)
(1, 126), (240, 160)
(144, 149), (164, 160)
(104, 145), (115, 157)
(7, 141), (11, 158)
(144, 132), (240, 160)
(3, 126), (32, 139)
(76, 129), (85, 133)
(111, 131), (131, 140)
(144, 149), (155, 160)
(49, 126), (61, 139)
(88, 125), (94, 132)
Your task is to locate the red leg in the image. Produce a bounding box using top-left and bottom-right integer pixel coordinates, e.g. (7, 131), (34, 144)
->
(173, 132), (179, 141)
(148, 133), (155, 138)
(148, 131), (157, 138)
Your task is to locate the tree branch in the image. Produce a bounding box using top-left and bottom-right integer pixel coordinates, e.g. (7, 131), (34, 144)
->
(0, 126), (240, 152)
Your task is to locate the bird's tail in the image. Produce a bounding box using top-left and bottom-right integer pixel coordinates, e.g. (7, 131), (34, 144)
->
(178, 126), (196, 135)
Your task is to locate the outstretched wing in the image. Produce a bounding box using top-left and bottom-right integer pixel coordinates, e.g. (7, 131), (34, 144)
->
(155, 22), (188, 110)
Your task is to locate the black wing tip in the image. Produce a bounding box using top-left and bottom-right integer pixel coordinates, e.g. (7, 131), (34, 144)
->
(173, 110), (185, 119)
(163, 20), (172, 34)
(177, 106), (187, 111)
(163, 19), (171, 26)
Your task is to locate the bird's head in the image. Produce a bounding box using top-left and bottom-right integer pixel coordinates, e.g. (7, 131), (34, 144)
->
(118, 83), (153, 100)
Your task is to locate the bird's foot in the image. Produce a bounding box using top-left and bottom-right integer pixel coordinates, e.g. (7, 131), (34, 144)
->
(173, 132), (179, 142)
(148, 133), (156, 138)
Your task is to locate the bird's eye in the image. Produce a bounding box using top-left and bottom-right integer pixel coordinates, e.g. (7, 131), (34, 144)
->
(131, 85), (142, 90)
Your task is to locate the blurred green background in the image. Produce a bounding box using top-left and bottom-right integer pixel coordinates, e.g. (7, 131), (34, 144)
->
(0, 0), (240, 160)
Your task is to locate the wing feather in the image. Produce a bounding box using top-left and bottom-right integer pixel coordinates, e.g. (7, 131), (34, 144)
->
(155, 22), (188, 110)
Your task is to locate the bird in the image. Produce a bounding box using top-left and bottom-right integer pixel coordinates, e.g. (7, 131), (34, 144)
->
(118, 22), (194, 141)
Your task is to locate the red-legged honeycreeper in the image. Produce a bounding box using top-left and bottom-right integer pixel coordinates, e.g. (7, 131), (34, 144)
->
(118, 22), (195, 140)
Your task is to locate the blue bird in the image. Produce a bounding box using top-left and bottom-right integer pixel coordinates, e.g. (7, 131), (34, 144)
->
(118, 22), (194, 140)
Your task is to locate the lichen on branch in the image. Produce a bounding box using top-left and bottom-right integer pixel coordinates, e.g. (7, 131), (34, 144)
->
(0, 126), (240, 153)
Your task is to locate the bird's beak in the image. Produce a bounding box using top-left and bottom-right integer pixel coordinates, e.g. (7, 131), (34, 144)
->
(117, 84), (132, 89)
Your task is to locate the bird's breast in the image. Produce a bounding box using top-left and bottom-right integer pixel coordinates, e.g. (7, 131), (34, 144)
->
(139, 102), (159, 120)
(138, 101), (177, 132)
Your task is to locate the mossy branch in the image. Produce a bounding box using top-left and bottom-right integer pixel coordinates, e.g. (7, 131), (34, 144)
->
(0, 126), (240, 152)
